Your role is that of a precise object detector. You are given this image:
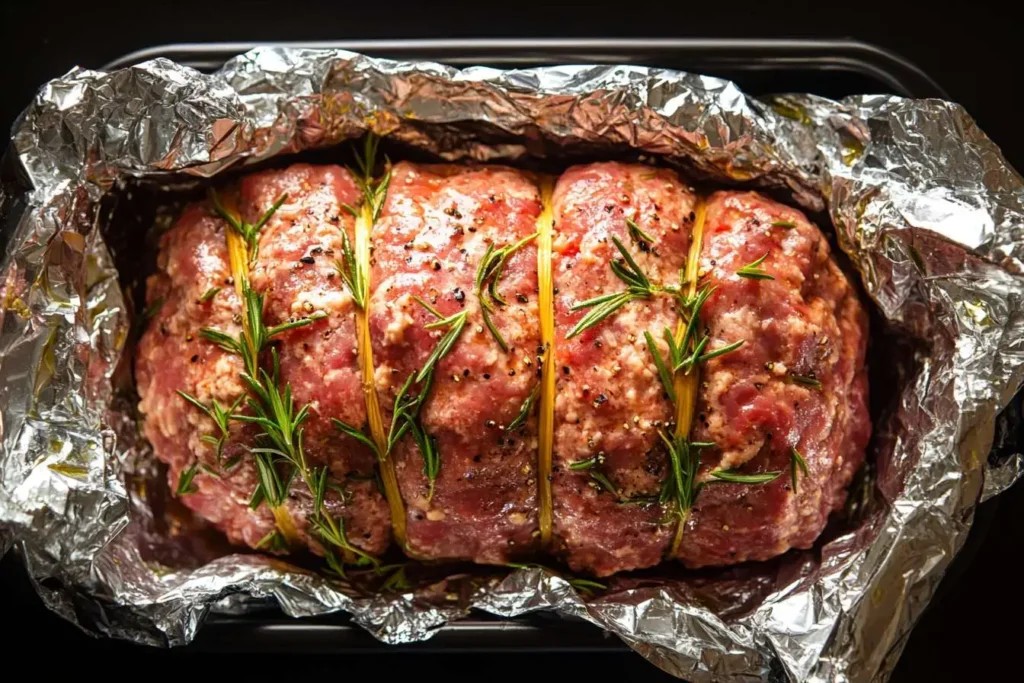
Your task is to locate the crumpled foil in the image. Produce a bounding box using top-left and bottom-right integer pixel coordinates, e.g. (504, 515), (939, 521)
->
(2, 46), (1023, 682)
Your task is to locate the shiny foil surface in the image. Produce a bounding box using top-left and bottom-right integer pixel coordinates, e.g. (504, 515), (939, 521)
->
(2, 47), (1024, 682)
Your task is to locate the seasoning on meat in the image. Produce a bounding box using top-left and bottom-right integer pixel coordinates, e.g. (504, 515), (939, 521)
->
(369, 162), (543, 564)
(138, 154), (871, 579)
(550, 162), (696, 577)
(674, 190), (870, 568)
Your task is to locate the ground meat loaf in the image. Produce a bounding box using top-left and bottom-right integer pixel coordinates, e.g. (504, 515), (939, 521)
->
(677, 191), (870, 567)
(137, 164), (392, 558)
(550, 163), (696, 576)
(369, 162), (542, 564)
(138, 157), (870, 577)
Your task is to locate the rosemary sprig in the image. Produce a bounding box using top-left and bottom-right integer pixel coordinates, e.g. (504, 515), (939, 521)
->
(210, 189), (287, 264)
(626, 217), (656, 246)
(736, 252), (774, 280)
(474, 233), (538, 350)
(335, 229), (367, 309)
(414, 297), (469, 383)
(235, 348), (378, 567)
(790, 373), (822, 389)
(342, 134), (392, 223)
(340, 297), (469, 502)
(709, 468), (782, 484)
(201, 281), (323, 379)
(658, 431), (713, 520)
(567, 236), (663, 338)
(506, 382), (540, 432)
(791, 447), (810, 492)
(199, 286), (221, 303)
(177, 391), (240, 463)
(176, 462), (199, 495)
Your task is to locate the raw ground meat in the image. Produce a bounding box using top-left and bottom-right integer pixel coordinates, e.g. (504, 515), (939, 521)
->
(137, 159), (869, 577)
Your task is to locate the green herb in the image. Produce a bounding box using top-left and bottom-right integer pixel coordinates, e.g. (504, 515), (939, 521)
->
(379, 564), (411, 592)
(200, 276), (376, 571)
(709, 468), (782, 484)
(567, 236), (662, 338)
(626, 217), (656, 246)
(199, 287), (221, 303)
(696, 340), (745, 365)
(658, 431), (711, 520)
(210, 189), (287, 264)
(332, 418), (381, 457)
(790, 447), (810, 492)
(736, 252), (774, 280)
(644, 330), (678, 403)
(235, 348), (377, 567)
(143, 297), (165, 320)
(201, 281), (323, 379)
(474, 233), (538, 350)
(413, 298), (468, 383)
(771, 220), (795, 229)
(177, 391), (240, 462)
(176, 462), (200, 495)
(255, 529), (288, 552)
(342, 133), (392, 223)
(589, 470), (621, 500)
(568, 455), (601, 471)
(790, 373), (822, 389)
(506, 383), (540, 432)
(335, 229), (367, 309)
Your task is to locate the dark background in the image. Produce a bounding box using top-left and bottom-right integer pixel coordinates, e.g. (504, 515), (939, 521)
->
(1, 2), (1021, 680)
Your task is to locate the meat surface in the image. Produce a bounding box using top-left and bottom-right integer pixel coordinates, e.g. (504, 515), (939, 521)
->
(136, 202), (279, 549)
(137, 164), (392, 558)
(677, 191), (870, 567)
(550, 163), (696, 576)
(370, 162), (543, 564)
(138, 158), (870, 577)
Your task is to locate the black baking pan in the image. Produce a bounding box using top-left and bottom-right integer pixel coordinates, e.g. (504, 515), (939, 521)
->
(9, 38), (995, 658)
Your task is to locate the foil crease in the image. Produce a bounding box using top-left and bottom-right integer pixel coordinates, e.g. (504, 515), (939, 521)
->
(2, 47), (1023, 682)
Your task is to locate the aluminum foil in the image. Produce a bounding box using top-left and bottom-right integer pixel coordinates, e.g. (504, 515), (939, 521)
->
(2, 46), (1024, 682)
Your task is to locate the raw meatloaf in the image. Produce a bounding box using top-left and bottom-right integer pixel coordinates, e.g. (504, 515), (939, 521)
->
(369, 162), (542, 563)
(136, 164), (391, 557)
(136, 159), (869, 576)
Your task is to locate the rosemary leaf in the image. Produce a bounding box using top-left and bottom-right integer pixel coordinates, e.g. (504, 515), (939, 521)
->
(506, 383), (540, 431)
(416, 311), (467, 383)
(143, 297), (165, 320)
(176, 462), (199, 495)
(709, 469), (782, 484)
(199, 287), (221, 303)
(566, 291), (636, 339)
(332, 418), (382, 457)
(626, 217), (656, 245)
(791, 447), (810, 492)
(771, 220), (795, 228)
(568, 455), (601, 471)
(736, 252), (774, 280)
(790, 373), (822, 389)
(589, 470), (621, 499)
(480, 305), (507, 352)
(645, 330), (677, 403)
(696, 339), (745, 364)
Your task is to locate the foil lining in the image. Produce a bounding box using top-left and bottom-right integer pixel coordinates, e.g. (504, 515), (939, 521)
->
(2, 47), (1024, 682)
